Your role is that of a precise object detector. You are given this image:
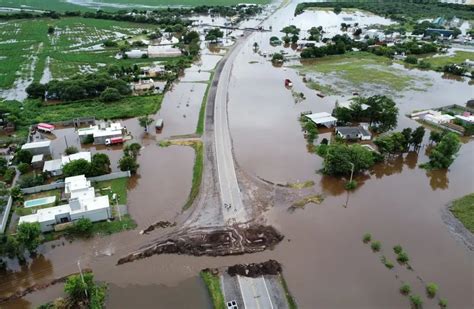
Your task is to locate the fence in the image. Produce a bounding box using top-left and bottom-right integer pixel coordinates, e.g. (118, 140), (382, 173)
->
(0, 196), (13, 234)
(20, 171), (131, 194)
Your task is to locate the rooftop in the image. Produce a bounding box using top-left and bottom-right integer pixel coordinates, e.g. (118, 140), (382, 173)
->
(22, 140), (51, 149)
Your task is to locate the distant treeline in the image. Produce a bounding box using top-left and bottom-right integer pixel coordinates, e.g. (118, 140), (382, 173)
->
(295, 1), (474, 21)
(300, 34), (437, 59)
(0, 4), (262, 23)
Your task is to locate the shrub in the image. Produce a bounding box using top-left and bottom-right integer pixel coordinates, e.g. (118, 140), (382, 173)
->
(397, 251), (409, 264)
(400, 283), (411, 295)
(404, 55), (418, 64)
(393, 245), (403, 254)
(362, 233), (371, 243)
(100, 87), (121, 102)
(3, 168), (16, 184)
(371, 241), (381, 252)
(15, 149), (33, 164)
(409, 295), (423, 309)
(64, 146), (79, 155)
(426, 283), (438, 298)
(381, 256), (394, 269)
(345, 180), (357, 190)
(439, 298), (447, 308)
(17, 163), (30, 175)
(73, 218), (93, 237)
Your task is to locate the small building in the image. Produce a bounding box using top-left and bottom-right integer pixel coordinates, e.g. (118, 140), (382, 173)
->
(336, 125), (372, 141)
(425, 28), (454, 38)
(31, 154), (44, 169)
(21, 140), (51, 156)
(305, 112), (338, 128)
(18, 175), (111, 232)
(78, 122), (124, 145)
(147, 45), (182, 58)
(455, 114), (474, 125)
(124, 49), (147, 59)
(43, 152), (91, 176)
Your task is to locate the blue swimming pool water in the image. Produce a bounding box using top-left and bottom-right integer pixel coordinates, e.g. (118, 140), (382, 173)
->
(24, 196), (56, 208)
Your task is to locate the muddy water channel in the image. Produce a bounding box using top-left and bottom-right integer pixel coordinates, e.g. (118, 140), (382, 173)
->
(1, 2), (473, 308)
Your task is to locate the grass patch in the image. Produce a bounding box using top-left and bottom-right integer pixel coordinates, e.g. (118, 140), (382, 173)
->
(449, 193), (474, 233)
(289, 194), (324, 210)
(297, 52), (419, 92)
(306, 81), (338, 95)
(381, 255), (394, 269)
(91, 214), (136, 235)
(93, 177), (128, 205)
(279, 274), (298, 309)
(285, 180), (315, 189)
(422, 51), (474, 70)
(371, 240), (381, 252)
(196, 71), (214, 136)
(362, 233), (372, 244)
(200, 270), (225, 309)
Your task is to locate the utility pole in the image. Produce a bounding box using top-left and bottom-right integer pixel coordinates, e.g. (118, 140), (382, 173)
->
(115, 194), (121, 222)
(349, 162), (355, 184)
(77, 260), (88, 299)
(64, 136), (68, 148)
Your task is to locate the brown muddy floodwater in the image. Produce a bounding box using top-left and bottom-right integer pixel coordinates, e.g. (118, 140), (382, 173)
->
(1, 1), (473, 308)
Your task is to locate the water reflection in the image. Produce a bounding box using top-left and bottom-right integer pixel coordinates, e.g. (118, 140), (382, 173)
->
(426, 169), (449, 190)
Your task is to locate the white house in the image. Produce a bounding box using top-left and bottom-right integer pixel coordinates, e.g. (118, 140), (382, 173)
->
(43, 152), (91, 176)
(77, 122), (124, 145)
(19, 175), (111, 232)
(21, 140), (51, 156)
(147, 45), (182, 58)
(305, 112), (338, 128)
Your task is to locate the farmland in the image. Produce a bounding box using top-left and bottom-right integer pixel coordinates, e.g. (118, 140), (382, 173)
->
(0, 17), (160, 89)
(0, 0), (270, 12)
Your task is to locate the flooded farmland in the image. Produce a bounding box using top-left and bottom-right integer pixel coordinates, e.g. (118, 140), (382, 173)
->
(1, 1), (473, 308)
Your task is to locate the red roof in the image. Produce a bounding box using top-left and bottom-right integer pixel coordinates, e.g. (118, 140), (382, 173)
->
(37, 123), (55, 130)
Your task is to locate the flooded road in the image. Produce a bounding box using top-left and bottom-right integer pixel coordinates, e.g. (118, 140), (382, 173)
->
(1, 1), (473, 308)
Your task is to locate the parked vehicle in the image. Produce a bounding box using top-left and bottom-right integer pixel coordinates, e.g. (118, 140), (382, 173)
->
(105, 137), (124, 145)
(155, 119), (164, 131)
(284, 79), (293, 87)
(37, 123), (55, 133)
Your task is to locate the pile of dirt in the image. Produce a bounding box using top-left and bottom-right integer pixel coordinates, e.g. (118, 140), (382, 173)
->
(117, 224), (284, 265)
(140, 221), (177, 234)
(227, 260), (282, 277)
(0, 269), (92, 304)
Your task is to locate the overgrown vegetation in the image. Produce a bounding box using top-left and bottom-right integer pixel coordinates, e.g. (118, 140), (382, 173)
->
(200, 270), (225, 309)
(184, 141), (203, 210)
(449, 193), (474, 233)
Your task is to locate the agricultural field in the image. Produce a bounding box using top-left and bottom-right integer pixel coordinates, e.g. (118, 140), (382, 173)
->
(296, 52), (431, 95)
(0, 17), (159, 89)
(420, 50), (474, 70)
(0, 0), (270, 12)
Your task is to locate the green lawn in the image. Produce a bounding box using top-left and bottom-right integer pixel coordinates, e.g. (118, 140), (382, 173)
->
(200, 270), (225, 309)
(450, 193), (474, 233)
(1, 95), (163, 129)
(93, 178), (128, 205)
(0, 0), (269, 12)
(421, 51), (474, 70)
(297, 52), (419, 93)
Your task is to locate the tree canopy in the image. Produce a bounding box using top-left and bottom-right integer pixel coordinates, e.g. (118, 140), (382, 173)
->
(425, 132), (461, 169)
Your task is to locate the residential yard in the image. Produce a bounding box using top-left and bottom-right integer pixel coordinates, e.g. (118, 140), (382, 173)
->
(15, 189), (62, 216)
(93, 177), (129, 205)
(296, 52), (429, 95)
(450, 193), (474, 233)
(421, 51), (474, 70)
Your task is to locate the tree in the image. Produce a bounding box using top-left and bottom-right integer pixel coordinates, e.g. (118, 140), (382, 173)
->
(99, 87), (121, 102)
(401, 128), (412, 150)
(65, 146), (79, 155)
(18, 173), (44, 188)
(16, 149), (33, 164)
(138, 116), (153, 133)
(302, 120), (318, 144)
(47, 25), (55, 34)
(17, 162), (30, 175)
(26, 82), (47, 99)
(0, 157), (7, 175)
(404, 55), (418, 64)
(205, 28), (223, 42)
(334, 6), (342, 14)
(73, 218), (93, 237)
(429, 130), (442, 144)
(322, 143), (375, 176)
(119, 155), (139, 174)
(62, 159), (92, 177)
(271, 53), (284, 64)
(183, 30), (199, 44)
(426, 132), (460, 169)
(124, 143), (141, 159)
(410, 126), (425, 148)
(16, 222), (41, 254)
(355, 95), (398, 132)
(64, 273), (94, 303)
(90, 153), (111, 176)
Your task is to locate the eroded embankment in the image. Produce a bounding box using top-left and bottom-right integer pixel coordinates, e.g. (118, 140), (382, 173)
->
(117, 224), (284, 265)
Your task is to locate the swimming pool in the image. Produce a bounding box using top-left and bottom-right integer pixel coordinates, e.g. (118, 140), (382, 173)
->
(24, 196), (56, 208)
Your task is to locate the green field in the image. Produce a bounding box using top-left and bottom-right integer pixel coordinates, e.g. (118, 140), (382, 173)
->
(0, 0), (269, 12)
(296, 52), (429, 95)
(421, 51), (474, 70)
(450, 193), (474, 233)
(0, 17), (160, 88)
